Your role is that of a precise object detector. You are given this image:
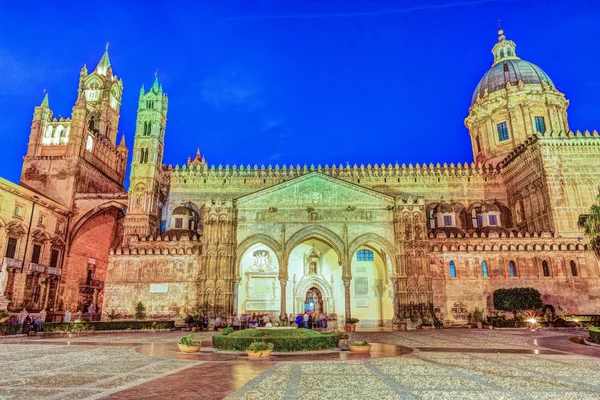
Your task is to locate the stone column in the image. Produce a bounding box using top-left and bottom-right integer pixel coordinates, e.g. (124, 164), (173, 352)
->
(343, 277), (352, 320)
(279, 279), (287, 321)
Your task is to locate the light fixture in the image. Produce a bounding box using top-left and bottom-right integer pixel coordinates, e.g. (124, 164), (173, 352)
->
(527, 318), (537, 324)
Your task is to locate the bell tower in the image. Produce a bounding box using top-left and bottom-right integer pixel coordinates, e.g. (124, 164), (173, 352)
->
(123, 76), (168, 238)
(20, 45), (128, 206)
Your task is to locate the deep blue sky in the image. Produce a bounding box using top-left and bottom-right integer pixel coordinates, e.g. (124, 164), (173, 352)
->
(0, 0), (598, 187)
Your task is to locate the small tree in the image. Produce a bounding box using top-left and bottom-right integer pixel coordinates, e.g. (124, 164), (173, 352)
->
(493, 288), (544, 312)
(134, 301), (146, 320)
(578, 194), (600, 257)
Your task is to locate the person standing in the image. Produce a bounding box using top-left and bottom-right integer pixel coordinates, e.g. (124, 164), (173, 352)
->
(295, 314), (302, 328)
(303, 312), (309, 329)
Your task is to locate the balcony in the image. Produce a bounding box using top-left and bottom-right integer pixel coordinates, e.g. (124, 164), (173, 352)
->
(46, 267), (62, 276)
(27, 262), (47, 273)
(79, 279), (104, 289)
(2, 257), (22, 270)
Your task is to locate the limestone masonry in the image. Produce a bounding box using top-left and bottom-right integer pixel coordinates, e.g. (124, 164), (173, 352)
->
(0, 30), (598, 326)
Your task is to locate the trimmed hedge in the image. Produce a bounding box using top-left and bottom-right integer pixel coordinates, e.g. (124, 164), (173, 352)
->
(0, 323), (21, 335)
(493, 287), (544, 312)
(212, 328), (340, 352)
(43, 320), (174, 333)
(590, 326), (600, 344)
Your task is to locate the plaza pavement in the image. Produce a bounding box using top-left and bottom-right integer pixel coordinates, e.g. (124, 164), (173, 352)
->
(0, 329), (598, 399)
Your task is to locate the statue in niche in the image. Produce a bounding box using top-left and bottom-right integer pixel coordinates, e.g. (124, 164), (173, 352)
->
(250, 250), (274, 272)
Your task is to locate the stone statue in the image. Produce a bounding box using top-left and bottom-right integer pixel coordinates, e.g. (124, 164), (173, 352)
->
(0, 267), (8, 297)
(309, 261), (317, 275)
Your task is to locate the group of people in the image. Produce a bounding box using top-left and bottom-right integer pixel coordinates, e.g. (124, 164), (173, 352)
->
(294, 311), (328, 329)
(232, 313), (273, 329)
(22, 314), (42, 335)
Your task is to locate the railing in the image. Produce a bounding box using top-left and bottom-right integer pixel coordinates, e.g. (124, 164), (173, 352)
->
(79, 279), (104, 289)
(26, 262), (46, 273)
(46, 267), (62, 276)
(2, 257), (22, 270)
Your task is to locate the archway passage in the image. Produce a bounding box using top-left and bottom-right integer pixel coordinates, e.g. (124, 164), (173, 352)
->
(305, 287), (323, 313)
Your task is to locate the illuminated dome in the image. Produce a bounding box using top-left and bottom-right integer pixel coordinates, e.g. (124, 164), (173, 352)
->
(471, 29), (554, 105)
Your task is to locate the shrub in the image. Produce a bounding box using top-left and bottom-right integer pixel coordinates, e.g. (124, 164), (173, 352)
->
(179, 333), (202, 346)
(590, 326), (600, 344)
(135, 302), (146, 320)
(473, 308), (484, 322)
(338, 333), (349, 339)
(0, 323), (21, 335)
(43, 320), (174, 332)
(104, 309), (119, 321)
(222, 327), (234, 335)
(346, 317), (360, 325)
(349, 339), (369, 346)
(213, 328), (339, 352)
(247, 341), (274, 352)
(493, 288), (544, 312)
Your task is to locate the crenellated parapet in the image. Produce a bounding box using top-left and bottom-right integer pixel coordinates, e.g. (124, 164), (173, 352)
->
(110, 233), (202, 256)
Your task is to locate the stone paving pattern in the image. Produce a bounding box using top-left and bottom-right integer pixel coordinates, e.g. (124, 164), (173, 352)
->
(0, 329), (599, 399)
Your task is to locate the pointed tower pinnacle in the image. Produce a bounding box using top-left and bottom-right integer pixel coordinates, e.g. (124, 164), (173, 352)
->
(119, 133), (126, 147)
(40, 91), (49, 108)
(95, 42), (112, 75)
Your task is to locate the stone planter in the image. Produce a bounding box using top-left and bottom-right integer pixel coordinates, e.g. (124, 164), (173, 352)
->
(338, 338), (348, 346)
(483, 325), (493, 330)
(348, 345), (371, 353)
(178, 343), (201, 353)
(246, 349), (272, 358)
(345, 324), (356, 332)
(467, 324), (473, 329)
(421, 325), (433, 330)
(191, 327), (200, 332)
(476, 322), (483, 329)
(399, 323), (407, 331)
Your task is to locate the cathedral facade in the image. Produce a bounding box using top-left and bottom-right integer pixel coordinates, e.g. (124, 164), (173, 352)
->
(1, 29), (599, 326)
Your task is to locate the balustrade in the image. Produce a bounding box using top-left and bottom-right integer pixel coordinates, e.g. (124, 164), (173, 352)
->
(2, 257), (22, 270)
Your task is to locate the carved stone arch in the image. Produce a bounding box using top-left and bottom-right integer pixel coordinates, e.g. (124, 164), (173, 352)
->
(68, 200), (127, 252)
(236, 234), (283, 279)
(295, 275), (334, 302)
(347, 232), (397, 273)
(85, 74), (104, 89)
(284, 225), (345, 266)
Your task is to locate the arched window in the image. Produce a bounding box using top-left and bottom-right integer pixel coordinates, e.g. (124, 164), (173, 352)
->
(507, 49), (512, 57)
(570, 260), (578, 277)
(143, 121), (151, 136)
(509, 261), (517, 277)
(542, 260), (550, 277)
(481, 261), (488, 278)
(356, 249), (374, 262)
(140, 148), (149, 164)
(499, 50), (505, 58)
(449, 261), (457, 278)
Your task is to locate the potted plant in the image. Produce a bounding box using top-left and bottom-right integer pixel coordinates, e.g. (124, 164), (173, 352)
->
(482, 318), (493, 329)
(420, 321), (433, 330)
(338, 332), (349, 346)
(345, 317), (360, 332)
(178, 333), (202, 353)
(246, 341), (274, 358)
(348, 339), (371, 353)
(473, 308), (484, 329)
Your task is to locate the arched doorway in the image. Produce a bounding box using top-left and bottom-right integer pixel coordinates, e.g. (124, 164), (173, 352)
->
(304, 287), (323, 313)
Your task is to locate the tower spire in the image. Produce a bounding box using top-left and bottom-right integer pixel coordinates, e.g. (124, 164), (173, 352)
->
(95, 43), (112, 75)
(40, 89), (49, 107)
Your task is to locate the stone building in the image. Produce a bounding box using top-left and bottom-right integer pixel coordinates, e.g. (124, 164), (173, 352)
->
(1, 29), (599, 325)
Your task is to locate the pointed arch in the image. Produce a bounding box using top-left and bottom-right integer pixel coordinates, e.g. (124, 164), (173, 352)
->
(284, 225), (345, 265)
(68, 200), (127, 252)
(347, 232), (397, 274)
